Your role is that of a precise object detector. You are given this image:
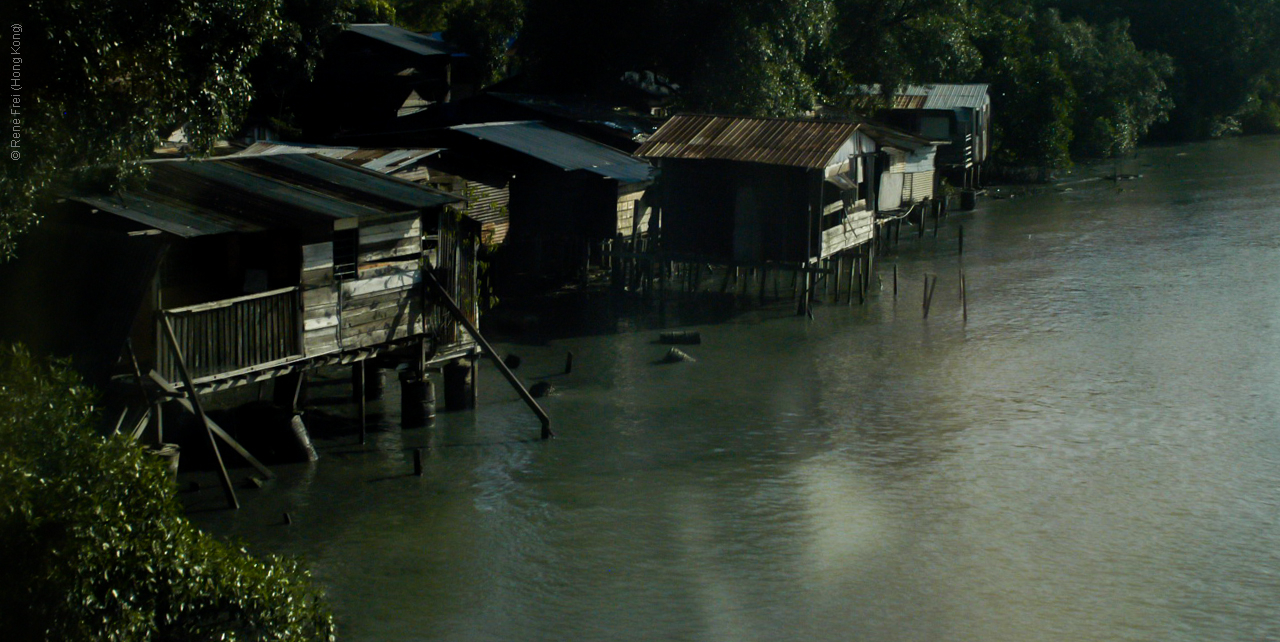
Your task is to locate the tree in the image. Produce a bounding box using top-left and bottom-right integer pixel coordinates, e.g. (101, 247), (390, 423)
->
(445, 0), (523, 87)
(2, 0), (283, 261)
(245, 0), (396, 139)
(0, 344), (335, 640)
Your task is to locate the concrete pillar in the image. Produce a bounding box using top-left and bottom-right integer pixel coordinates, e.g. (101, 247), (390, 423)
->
(443, 359), (475, 411)
(400, 370), (436, 427)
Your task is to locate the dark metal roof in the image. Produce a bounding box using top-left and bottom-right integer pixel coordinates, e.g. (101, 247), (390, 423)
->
(451, 121), (653, 183)
(73, 155), (462, 238)
(347, 24), (457, 57)
(635, 114), (863, 168)
(855, 120), (940, 149)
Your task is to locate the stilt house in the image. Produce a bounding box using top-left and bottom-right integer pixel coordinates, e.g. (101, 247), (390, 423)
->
(872, 84), (991, 188)
(635, 114), (934, 264)
(0, 154), (482, 395)
(357, 120), (654, 284)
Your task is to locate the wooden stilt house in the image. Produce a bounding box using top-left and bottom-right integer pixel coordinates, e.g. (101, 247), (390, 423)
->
(0, 153), (558, 507)
(635, 115), (884, 264)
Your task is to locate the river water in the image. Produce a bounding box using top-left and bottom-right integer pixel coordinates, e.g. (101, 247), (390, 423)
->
(191, 137), (1280, 642)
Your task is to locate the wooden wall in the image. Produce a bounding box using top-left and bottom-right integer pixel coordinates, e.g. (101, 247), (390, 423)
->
(301, 215), (424, 357)
(616, 183), (650, 239)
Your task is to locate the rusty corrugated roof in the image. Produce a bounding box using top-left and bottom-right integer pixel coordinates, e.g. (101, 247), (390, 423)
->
(634, 115), (862, 169)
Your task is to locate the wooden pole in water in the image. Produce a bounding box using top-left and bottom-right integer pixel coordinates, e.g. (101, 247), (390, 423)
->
(922, 275), (930, 315)
(161, 315), (238, 510)
(924, 275), (938, 319)
(958, 225), (964, 255)
(961, 270), (968, 323)
(893, 264), (898, 299)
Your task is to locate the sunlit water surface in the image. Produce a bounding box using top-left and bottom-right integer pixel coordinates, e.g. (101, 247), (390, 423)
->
(191, 137), (1280, 642)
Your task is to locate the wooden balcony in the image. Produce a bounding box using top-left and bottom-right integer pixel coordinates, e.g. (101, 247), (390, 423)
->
(157, 287), (302, 383)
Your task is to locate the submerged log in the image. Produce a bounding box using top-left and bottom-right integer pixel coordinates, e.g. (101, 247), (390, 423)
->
(659, 330), (702, 345)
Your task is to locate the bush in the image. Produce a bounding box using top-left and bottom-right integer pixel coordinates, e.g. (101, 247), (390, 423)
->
(0, 344), (334, 641)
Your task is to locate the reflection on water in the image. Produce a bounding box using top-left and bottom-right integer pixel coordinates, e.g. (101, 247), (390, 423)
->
(191, 137), (1280, 642)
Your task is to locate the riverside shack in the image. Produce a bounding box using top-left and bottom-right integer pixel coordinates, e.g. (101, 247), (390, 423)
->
(0, 153), (550, 507)
(361, 120), (655, 286)
(873, 84), (991, 189)
(635, 114), (937, 310)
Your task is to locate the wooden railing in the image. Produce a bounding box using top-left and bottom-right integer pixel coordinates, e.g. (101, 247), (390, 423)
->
(158, 287), (302, 382)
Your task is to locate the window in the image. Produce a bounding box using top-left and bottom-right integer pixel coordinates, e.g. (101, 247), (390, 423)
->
(333, 228), (358, 281)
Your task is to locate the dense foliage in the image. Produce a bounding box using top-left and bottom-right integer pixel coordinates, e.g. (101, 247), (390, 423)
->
(0, 345), (335, 641)
(403, 0), (1276, 169)
(0, 0), (381, 260)
(4, 0), (1278, 253)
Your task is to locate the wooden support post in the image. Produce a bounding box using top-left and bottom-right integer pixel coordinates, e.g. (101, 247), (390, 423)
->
(958, 225), (964, 256)
(892, 264), (898, 299)
(148, 371), (274, 480)
(866, 244), (875, 295)
(358, 360), (367, 445)
(847, 254), (857, 306)
(833, 256), (843, 304)
(470, 358), (479, 409)
(160, 316), (238, 510)
(565, 351), (574, 374)
(856, 254), (864, 305)
(961, 270), (968, 323)
(424, 271), (554, 438)
(413, 447), (425, 476)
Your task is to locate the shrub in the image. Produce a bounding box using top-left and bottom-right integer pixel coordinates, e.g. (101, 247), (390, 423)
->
(0, 344), (335, 641)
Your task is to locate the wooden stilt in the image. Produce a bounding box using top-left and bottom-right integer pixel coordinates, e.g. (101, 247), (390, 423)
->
(833, 256), (843, 304)
(358, 361), (367, 445)
(160, 317), (238, 510)
(866, 244), (875, 296)
(424, 271), (554, 438)
(961, 270), (968, 323)
(148, 371), (274, 480)
(847, 254), (857, 305)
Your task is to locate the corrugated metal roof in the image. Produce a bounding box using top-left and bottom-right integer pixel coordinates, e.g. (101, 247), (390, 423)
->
(634, 115), (862, 169)
(452, 121), (653, 183)
(73, 155), (462, 238)
(891, 84), (989, 110)
(855, 120), (939, 149)
(856, 84), (989, 111)
(229, 142), (441, 174)
(347, 24), (457, 57)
